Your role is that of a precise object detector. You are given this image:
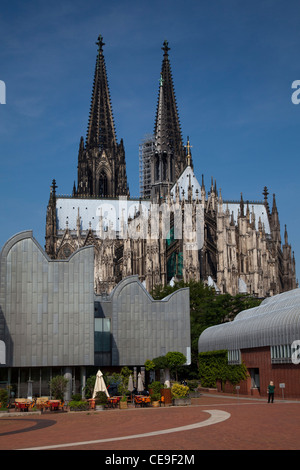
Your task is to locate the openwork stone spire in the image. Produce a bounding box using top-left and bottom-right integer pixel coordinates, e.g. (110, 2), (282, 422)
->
(76, 35), (128, 198)
(154, 40), (189, 181)
(86, 34), (117, 151)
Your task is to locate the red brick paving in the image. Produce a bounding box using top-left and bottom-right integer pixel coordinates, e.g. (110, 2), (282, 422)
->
(0, 395), (300, 450)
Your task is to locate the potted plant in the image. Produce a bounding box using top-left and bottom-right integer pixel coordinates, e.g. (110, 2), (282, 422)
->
(171, 383), (191, 406)
(95, 391), (107, 410)
(151, 392), (161, 407)
(119, 395), (128, 409)
(149, 381), (163, 407)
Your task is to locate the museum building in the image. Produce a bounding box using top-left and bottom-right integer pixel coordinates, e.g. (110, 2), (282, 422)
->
(198, 288), (300, 398)
(0, 231), (190, 400)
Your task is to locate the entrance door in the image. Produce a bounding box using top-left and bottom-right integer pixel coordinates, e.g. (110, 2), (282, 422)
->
(250, 368), (260, 389)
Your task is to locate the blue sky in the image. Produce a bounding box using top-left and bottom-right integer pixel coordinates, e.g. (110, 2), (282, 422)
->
(0, 0), (300, 279)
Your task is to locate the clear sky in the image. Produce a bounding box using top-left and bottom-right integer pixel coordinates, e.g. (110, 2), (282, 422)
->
(1, 0), (300, 280)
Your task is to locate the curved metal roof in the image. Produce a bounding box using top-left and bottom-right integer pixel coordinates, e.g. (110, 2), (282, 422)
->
(198, 288), (300, 352)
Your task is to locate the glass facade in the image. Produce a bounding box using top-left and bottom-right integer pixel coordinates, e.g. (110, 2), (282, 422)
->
(94, 318), (111, 353)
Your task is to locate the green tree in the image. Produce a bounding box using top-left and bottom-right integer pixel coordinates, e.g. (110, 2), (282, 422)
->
(49, 375), (69, 401)
(152, 355), (168, 370)
(165, 351), (187, 382)
(152, 280), (262, 378)
(84, 375), (96, 399)
(144, 359), (155, 371)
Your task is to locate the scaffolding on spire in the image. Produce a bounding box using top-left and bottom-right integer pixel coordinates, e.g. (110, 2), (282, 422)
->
(139, 134), (155, 199)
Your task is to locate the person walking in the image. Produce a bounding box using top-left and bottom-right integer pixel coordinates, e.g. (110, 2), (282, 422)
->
(268, 381), (275, 403)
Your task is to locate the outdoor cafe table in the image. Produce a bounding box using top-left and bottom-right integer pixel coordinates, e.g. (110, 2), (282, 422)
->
(48, 400), (61, 411)
(14, 399), (33, 412)
(134, 395), (151, 407)
(107, 396), (120, 408)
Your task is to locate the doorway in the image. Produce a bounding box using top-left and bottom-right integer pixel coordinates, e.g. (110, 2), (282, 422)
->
(249, 368), (260, 390)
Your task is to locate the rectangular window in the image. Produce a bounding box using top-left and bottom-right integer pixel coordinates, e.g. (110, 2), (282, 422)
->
(94, 318), (111, 353)
(227, 349), (241, 364)
(270, 344), (292, 363)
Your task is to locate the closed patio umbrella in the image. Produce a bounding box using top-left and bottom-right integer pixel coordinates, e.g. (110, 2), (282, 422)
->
(92, 369), (109, 398)
(127, 374), (134, 392)
(137, 372), (144, 392)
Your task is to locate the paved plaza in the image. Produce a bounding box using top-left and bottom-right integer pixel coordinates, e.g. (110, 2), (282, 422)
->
(0, 394), (299, 451)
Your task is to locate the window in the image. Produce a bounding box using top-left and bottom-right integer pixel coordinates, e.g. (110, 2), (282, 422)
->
(162, 154), (167, 180)
(227, 349), (241, 364)
(270, 344), (292, 363)
(99, 171), (108, 196)
(94, 318), (111, 353)
(0, 340), (5, 364)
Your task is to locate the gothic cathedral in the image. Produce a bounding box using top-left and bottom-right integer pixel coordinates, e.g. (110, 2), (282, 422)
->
(45, 36), (297, 297)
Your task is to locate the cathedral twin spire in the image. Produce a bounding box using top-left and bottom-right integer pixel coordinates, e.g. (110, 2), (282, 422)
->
(76, 35), (190, 200)
(154, 40), (187, 174)
(151, 40), (191, 198)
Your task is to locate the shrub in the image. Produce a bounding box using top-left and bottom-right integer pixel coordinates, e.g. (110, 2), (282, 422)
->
(149, 381), (163, 401)
(95, 391), (108, 404)
(69, 400), (89, 411)
(149, 381), (163, 395)
(72, 393), (82, 401)
(151, 392), (161, 402)
(171, 383), (189, 399)
(187, 380), (198, 391)
(0, 389), (8, 409)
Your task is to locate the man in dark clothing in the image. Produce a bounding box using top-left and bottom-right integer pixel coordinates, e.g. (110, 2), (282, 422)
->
(268, 381), (275, 403)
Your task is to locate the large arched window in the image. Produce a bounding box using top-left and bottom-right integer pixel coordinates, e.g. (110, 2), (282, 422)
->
(99, 171), (108, 196)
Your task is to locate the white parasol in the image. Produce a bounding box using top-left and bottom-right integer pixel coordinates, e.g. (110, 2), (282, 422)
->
(127, 374), (134, 392)
(137, 372), (144, 392)
(92, 369), (109, 398)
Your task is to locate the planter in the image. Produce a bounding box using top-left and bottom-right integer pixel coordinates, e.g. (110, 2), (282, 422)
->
(119, 400), (128, 409)
(88, 399), (95, 409)
(161, 388), (172, 405)
(152, 401), (160, 407)
(172, 397), (191, 406)
(95, 404), (106, 411)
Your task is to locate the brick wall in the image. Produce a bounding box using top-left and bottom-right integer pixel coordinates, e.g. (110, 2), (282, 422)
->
(240, 347), (300, 399)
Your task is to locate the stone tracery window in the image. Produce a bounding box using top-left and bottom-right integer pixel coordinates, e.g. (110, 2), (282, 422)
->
(99, 170), (108, 196)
